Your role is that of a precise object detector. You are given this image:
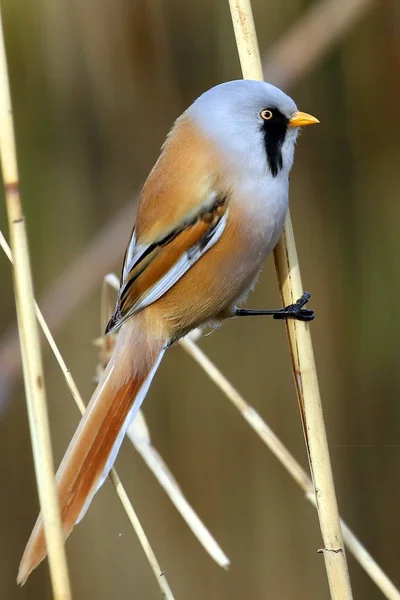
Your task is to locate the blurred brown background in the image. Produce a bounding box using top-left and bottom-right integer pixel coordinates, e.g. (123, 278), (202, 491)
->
(0, 0), (399, 598)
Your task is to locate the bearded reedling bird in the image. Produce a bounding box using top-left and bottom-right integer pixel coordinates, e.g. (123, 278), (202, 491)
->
(18, 79), (319, 583)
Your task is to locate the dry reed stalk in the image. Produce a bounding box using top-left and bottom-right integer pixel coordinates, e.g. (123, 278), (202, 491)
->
(0, 235), (175, 599)
(127, 411), (230, 569)
(179, 337), (400, 600)
(63, 393), (176, 598)
(228, 0), (353, 598)
(0, 12), (72, 599)
(108, 469), (175, 600)
(102, 273), (229, 569)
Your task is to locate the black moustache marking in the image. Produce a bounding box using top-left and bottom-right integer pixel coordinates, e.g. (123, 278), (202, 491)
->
(261, 109), (289, 177)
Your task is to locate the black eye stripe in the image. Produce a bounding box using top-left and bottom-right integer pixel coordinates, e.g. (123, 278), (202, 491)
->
(260, 108), (289, 177)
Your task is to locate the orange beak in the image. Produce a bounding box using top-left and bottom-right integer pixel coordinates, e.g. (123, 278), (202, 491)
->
(288, 111), (320, 127)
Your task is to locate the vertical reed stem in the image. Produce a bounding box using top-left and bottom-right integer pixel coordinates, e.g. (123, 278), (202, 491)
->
(0, 11), (71, 599)
(228, 1), (353, 598)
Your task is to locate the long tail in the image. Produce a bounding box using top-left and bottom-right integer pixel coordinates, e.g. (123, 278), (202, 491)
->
(18, 316), (166, 585)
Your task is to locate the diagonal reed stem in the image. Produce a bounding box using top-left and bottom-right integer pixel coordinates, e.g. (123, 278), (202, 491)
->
(0, 232), (175, 600)
(108, 469), (175, 600)
(0, 11), (72, 600)
(179, 337), (400, 600)
(102, 274), (229, 570)
(228, 0), (353, 598)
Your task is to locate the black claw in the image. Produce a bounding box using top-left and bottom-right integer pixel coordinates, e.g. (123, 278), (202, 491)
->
(273, 292), (315, 322)
(298, 292), (311, 306)
(273, 309), (314, 322)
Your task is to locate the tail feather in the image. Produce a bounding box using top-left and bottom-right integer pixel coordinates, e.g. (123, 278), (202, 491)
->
(17, 318), (166, 585)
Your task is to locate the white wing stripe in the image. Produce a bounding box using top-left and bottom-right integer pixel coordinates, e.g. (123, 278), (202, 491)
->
(129, 211), (228, 314)
(123, 234), (153, 282)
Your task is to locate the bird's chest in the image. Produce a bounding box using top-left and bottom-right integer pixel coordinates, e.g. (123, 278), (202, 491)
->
(233, 174), (289, 260)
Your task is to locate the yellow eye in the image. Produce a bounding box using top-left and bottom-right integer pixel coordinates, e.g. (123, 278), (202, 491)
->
(260, 109), (273, 121)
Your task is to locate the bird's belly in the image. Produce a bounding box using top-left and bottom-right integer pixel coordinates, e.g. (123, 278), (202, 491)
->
(150, 187), (288, 337)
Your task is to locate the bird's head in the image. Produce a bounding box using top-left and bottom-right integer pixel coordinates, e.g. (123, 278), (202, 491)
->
(188, 79), (319, 179)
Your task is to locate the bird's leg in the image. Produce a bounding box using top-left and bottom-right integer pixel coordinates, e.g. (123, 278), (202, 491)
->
(235, 292), (314, 322)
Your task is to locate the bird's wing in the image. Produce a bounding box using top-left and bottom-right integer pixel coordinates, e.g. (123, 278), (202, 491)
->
(106, 194), (228, 333)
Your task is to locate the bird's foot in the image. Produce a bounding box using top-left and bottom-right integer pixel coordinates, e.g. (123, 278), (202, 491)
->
(235, 292), (314, 322)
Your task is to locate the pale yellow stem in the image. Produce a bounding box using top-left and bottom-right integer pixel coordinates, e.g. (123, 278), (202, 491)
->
(103, 273), (229, 570)
(227, 1), (353, 598)
(180, 337), (400, 600)
(0, 233), (175, 600)
(0, 11), (71, 600)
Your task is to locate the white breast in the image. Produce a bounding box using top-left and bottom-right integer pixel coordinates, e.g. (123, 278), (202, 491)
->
(233, 160), (289, 264)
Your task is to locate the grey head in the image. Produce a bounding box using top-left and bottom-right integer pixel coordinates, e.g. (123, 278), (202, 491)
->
(188, 80), (300, 179)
